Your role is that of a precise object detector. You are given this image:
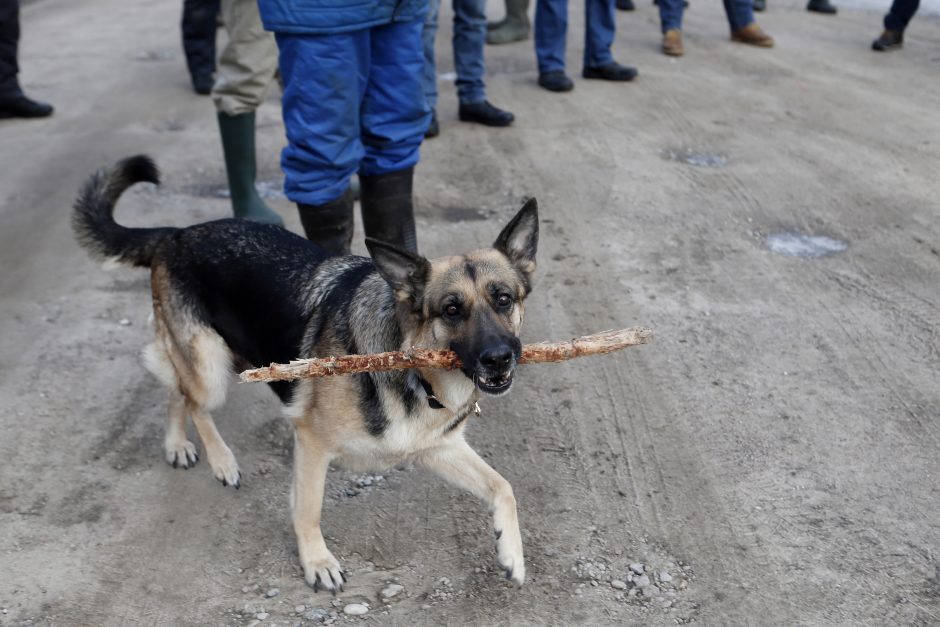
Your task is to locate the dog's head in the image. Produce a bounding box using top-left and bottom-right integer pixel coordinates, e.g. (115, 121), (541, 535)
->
(366, 198), (539, 397)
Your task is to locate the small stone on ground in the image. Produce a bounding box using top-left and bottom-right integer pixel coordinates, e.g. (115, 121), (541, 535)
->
(343, 603), (368, 616)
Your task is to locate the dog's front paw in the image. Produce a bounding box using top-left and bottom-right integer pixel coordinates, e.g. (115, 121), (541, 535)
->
(165, 439), (199, 469)
(207, 445), (241, 489)
(495, 527), (526, 587)
(303, 551), (346, 594)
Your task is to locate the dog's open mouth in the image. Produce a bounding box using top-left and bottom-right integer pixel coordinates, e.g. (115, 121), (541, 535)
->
(476, 371), (514, 395)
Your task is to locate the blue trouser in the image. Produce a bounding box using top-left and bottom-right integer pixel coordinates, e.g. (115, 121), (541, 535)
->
(276, 18), (430, 206)
(658, 0), (754, 32)
(534, 0), (616, 75)
(884, 0), (919, 31)
(423, 0), (488, 108)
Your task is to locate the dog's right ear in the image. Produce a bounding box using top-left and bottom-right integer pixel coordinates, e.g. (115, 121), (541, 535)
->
(365, 238), (431, 303)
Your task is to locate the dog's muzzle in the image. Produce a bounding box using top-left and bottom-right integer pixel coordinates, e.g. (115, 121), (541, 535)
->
(474, 345), (518, 396)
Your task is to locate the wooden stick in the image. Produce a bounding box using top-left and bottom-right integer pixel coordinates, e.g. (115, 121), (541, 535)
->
(239, 327), (652, 383)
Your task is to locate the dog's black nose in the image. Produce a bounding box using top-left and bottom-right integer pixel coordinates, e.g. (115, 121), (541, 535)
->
(480, 346), (513, 370)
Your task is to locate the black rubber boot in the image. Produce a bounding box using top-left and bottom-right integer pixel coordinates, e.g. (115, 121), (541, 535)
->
(359, 168), (418, 253)
(217, 111), (283, 225)
(297, 188), (355, 256)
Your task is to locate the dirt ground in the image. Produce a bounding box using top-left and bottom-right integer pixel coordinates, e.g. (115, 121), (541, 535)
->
(2, 0), (939, 625)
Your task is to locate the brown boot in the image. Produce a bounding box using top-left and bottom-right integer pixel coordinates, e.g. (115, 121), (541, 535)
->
(662, 29), (684, 56)
(731, 23), (774, 47)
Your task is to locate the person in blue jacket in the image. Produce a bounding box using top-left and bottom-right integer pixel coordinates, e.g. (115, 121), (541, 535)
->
(257, 0), (430, 255)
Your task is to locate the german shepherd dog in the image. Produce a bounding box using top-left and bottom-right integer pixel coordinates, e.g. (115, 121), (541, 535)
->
(73, 156), (539, 591)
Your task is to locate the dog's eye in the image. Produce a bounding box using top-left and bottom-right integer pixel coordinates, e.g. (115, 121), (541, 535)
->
(496, 294), (512, 308)
(444, 304), (461, 318)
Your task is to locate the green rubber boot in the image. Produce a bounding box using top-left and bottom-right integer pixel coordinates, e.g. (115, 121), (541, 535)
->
(217, 111), (283, 225)
(487, 0), (531, 45)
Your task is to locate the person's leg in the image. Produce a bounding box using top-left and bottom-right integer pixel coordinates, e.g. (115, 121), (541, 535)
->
(583, 0), (615, 69)
(181, 0), (220, 94)
(487, 0), (531, 45)
(726, 0), (773, 45)
(360, 17), (430, 252)
(658, 0), (684, 55)
(0, 0), (52, 118)
(422, 0), (441, 137)
(724, 0), (752, 32)
(422, 0), (441, 111)
(873, 0), (917, 50)
(582, 0), (638, 80)
(214, 0), (281, 224)
(453, 0), (486, 105)
(453, 0), (514, 125)
(884, 0), (919, 31)
(658, 0), (684, 33)
(0, 0), (20, 97)
(276, 31), (365, 251)
(534, 0), (567, 75)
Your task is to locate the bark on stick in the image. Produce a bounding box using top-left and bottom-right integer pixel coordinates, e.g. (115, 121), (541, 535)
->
(239, 327), (652, 383)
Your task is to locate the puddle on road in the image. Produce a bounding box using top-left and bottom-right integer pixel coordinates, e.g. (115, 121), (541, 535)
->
(664, 148), (729, 168)
(765, 232), (847, 258)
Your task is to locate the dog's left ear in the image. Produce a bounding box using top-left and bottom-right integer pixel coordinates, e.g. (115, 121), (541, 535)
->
(366, 238), (431, 304)
(494, 197), (539, 286)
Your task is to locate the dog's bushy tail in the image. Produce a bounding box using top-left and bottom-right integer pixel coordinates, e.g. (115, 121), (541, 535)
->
(72, 155), (176, 268)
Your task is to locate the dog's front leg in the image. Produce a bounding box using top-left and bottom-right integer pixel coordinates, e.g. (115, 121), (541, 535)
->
(419, 439), (525, 586)
(292, 427), (344, 593)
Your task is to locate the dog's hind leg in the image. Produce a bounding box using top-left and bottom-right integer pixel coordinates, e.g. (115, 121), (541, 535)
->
(178, 330), (241, 488)
(291, 426), (344, 593)
(143, 342), (199, 469)
(418, 439), (526, 586)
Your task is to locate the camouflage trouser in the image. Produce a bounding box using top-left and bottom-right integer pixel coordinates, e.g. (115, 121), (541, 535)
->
(212, 0), (279, 116)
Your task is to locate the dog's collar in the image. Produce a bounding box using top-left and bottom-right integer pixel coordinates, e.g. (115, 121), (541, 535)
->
(415, 374), (446, 409)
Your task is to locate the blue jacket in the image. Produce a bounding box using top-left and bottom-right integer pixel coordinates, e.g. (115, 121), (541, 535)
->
(258, 0), (427, 35)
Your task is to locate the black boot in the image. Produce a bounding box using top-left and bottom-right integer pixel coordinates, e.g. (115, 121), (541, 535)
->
(359, 168), (418, 253)
(458, 100), (514, 127)
(0, 92), (53, 118)
(807, 0), (837, 13)
(297, 188), (354, 256)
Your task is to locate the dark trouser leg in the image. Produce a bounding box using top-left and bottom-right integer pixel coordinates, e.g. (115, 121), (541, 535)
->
(534, 0), (567, 74)
(584, 0), (616, 69)
(658, 0), (684, 32)
(181, 0), (220, 82)
(453, 0), (487, 105)
(724, 0), (756, 32)
(0, 0), (21, 97)
(884, 0), (919, 31)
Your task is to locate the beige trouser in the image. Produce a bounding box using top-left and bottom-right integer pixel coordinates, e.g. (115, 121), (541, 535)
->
(212, 0), (279, 116)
